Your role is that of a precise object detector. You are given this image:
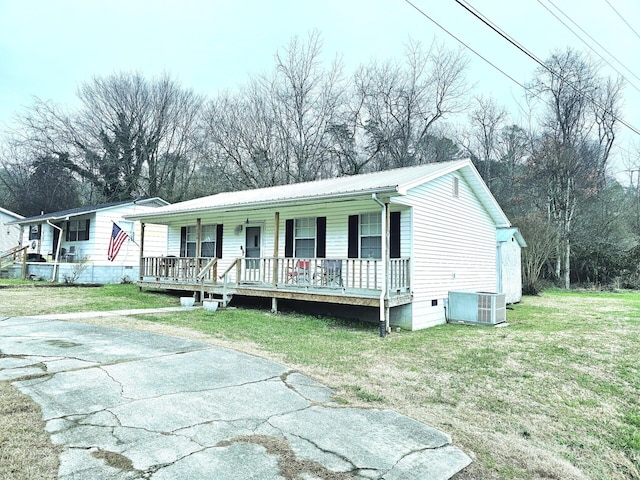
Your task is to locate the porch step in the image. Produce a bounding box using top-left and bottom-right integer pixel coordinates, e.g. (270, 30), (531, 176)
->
(203, 293), (234, 308)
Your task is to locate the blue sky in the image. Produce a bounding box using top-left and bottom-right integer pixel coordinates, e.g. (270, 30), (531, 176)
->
(1, 0), (639, 178)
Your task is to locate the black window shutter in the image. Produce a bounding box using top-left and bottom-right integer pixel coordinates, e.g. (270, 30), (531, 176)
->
(216, 224), (223, 258)
(85, 219), (91, 240)
(180, 227), (187, 257)
(348, 215), (359, 258)
(316, 217), (326, 258)
(37, 224), (42, 239)
(390, 212), (401, 258)
(65, 221), (70, 241)
(284, 219), (294, 258)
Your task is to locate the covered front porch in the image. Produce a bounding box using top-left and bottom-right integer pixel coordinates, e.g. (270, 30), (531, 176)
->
(138, 256), (412, 308)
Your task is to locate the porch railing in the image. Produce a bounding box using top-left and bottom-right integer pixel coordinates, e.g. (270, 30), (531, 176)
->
(141, 256), (218, 283)
(224, 257), (410, 292)
(140, 256), (410, 293)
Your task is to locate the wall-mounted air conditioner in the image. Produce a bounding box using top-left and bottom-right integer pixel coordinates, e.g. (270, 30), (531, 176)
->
(447, 291), (507, 325)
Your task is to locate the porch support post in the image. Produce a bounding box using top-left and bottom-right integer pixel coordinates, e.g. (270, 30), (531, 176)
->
(271, 297), (278, 313)
(273, 211), (279, 286)
(384, 202), (391, 333)
(139, 222), (146, 290)
(372, 194), (388, 337)
(196, 218), (202, 258)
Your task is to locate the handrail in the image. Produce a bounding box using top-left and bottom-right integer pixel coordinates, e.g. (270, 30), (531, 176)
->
(219, 258), (240, 280)
(0, 245), (28, 262)
(197, 257), (218, 281)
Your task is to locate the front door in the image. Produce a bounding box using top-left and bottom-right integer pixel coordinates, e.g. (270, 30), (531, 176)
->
(245, 226), (261, 272)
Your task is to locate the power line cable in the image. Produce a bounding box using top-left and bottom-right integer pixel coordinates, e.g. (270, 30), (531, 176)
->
(605, 0), (640, 42)
(541, 0), (640, 93)
(401, 1), (533, 95)
(451, 0), (640, 137)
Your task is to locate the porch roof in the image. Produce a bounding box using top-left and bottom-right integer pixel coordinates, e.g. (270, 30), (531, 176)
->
(126, 159), (511, 227)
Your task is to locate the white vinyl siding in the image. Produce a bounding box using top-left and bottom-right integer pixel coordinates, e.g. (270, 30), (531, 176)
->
(402, 171), (497, 327)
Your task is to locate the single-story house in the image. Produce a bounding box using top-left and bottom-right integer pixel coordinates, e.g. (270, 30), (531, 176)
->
(7, 198), (168, 283)
(497, 227), (527, 304)
(1, 207), (23, 254)
(127, 159), (523, 331)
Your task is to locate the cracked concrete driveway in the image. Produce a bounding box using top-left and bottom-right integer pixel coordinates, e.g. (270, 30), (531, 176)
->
(0, 314), (471, 479)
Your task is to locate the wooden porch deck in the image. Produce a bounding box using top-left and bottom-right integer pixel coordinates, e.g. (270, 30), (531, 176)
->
(139, 256), (412, 307)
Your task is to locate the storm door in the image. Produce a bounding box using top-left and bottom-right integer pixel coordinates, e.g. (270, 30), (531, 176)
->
(245, 226), (262, 276)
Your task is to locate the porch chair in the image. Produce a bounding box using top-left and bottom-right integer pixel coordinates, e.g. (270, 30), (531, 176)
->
(320, 259), (342, 286)
(64, 246), (76, 262)
(286, 259), (311, 285)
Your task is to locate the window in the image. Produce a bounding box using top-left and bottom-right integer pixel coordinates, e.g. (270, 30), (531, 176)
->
(200, 224), (216, 257)
(185, 226), (197, 257)
(294, 218), (315, 258)
(360, 213), (381, 258)
(66, 219), (90, 241)
(28, 225), (41, 240)
(183, 224), (216, 257)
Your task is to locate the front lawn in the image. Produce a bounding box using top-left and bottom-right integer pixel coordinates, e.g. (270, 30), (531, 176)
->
(1, 285), (638, 479)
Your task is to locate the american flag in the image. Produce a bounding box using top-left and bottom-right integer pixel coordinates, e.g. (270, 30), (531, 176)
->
(107, 223), (129, 261)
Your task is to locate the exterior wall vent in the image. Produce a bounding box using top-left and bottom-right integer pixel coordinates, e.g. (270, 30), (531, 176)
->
(447, 291), (506, 325)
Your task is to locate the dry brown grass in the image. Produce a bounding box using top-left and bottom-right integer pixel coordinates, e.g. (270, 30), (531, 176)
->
(0, 381), (62, 480)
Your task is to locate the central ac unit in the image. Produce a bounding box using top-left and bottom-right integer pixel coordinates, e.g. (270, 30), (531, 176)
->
(447, 291), (506, 325)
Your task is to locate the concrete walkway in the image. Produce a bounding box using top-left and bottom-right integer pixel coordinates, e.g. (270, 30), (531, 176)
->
(0, 311), (471, 479)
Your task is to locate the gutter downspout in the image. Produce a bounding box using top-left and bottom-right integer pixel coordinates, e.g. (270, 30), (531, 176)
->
(47, 220), (63, 282)
(372, 193), (388, 338)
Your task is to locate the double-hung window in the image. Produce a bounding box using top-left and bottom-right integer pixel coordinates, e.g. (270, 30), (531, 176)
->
(66, 219), (90, 241)
(184, 226), (197, 257)
(183, 224), (216, 257)
(200, 224), (216, 257)
(294, 218), (316, 258)
(360, 213), (381, 259)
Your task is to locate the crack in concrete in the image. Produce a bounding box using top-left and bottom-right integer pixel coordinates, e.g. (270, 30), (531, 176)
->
(286, 431), (360, 472)
(99, 366), (129, 400)
(380, 441), (457, 478)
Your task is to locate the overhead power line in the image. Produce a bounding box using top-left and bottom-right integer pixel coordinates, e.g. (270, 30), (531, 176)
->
(605, 0), (640, 42)
(403, 0), (640, 137)
(541, 0), (640, 93)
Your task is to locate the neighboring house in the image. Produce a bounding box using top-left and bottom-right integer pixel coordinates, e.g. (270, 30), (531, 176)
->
(1, 207), (23, 254)
(8, 199), (168, 283)
(127, 159), (523, 331)
(497, 227), (527, 304)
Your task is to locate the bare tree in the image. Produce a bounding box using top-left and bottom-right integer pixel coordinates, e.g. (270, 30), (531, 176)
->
(466, 95), (507, 188)
(354, 40), (469, 169)
(527, 49), (622, 288)
(12, 72), (203, 203)
(200, 32), (345, 189)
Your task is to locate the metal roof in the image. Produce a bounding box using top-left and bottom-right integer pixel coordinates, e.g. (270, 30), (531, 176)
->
(11, 198), (168, 226)
(126, 159), (511, 227)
